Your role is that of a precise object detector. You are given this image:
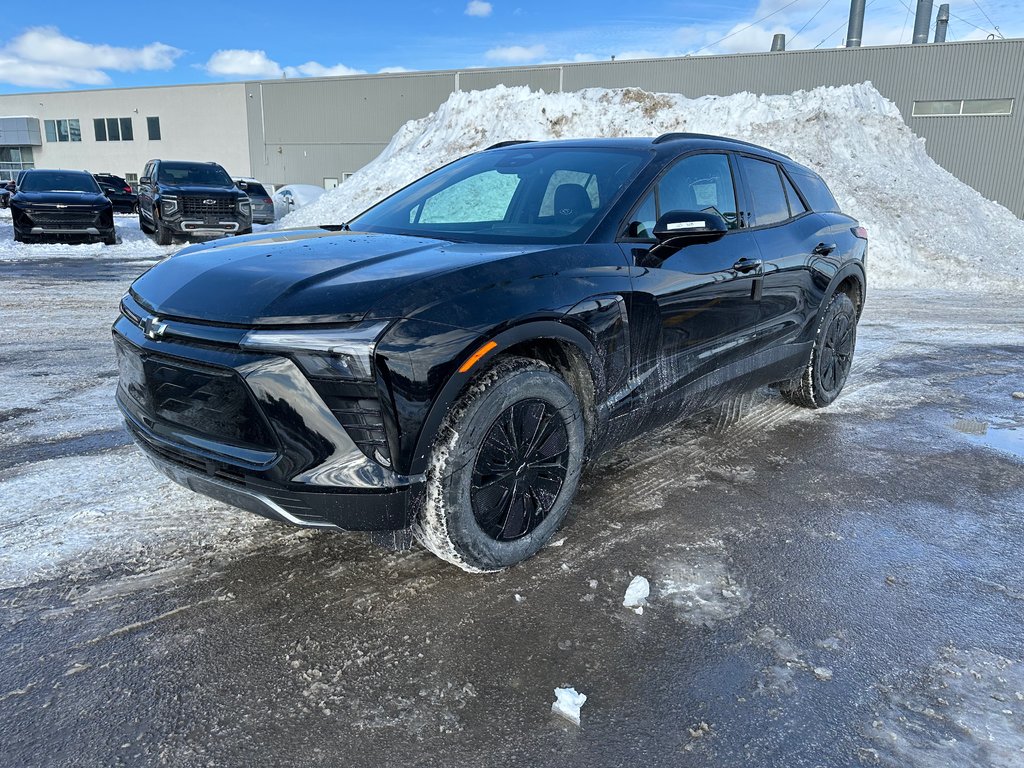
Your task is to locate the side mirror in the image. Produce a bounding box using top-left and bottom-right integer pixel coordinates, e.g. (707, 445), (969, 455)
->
(139, 176), (151, 185)
(652, 210), (729, 246)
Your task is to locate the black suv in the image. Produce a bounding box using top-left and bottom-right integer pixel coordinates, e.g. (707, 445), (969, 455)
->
(137, 160), (252, 244)
(12, 169), (116, 244)
(94, 173), (138, 214)
(114, 135), (866, 571)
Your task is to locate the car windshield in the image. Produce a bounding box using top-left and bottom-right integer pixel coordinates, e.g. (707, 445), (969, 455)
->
(20, 171), (100, 194)
(350, 146), (649, 244)
(158, 163), (233, 187)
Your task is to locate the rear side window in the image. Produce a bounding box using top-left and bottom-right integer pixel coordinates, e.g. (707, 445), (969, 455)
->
(737, 156), (789, 227)
(781, 173), (808, 217)
(791, 170), (839, 213)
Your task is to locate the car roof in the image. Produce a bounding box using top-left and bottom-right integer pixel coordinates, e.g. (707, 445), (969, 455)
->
(484, 134), (796, 167)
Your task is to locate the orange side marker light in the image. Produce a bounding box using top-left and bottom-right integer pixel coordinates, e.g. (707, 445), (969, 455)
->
(458, 341), (498, 373)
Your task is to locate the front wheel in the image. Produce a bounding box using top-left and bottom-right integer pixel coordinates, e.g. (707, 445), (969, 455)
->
(781, 292), (858, 408)
(153, 215), (173, 246)
(413, 356), (586, 572)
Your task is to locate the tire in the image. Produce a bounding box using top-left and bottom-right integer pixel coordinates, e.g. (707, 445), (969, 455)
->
(14, 231), (27, 244)
(138, 210), (153, 234)
(413, 356), (586, 572)
(154, 215), (172, 246)
(102, 232), (118, 246)
(781, 292), (857, 408)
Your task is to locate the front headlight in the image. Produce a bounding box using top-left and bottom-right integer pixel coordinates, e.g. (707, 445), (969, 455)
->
(160, 196), (179, 215)
(238, 198), (251, 215)
(240, 321), (389, 380)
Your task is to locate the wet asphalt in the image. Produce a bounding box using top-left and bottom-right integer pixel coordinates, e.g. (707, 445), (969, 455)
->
(1, 255), (1022, 767)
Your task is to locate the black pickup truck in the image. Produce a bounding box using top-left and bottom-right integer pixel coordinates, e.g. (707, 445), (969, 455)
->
(137, 160), (252, 244)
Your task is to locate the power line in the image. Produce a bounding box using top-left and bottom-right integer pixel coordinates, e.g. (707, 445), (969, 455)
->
(971, 0), (1000, 32)
(693, 0), (807, 54)
(789, 0), (834, 45)
(948, 8), (1001, 36)
(899, 1), (913, 43)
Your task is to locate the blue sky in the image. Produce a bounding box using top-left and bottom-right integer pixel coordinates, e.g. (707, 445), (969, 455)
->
(1, 0), (1020, 92)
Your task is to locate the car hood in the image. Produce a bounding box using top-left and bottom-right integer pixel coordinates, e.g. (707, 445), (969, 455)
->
(129, 228), (550, 326)
(159, 185), (242, 198)
(14, 191), (108, 207)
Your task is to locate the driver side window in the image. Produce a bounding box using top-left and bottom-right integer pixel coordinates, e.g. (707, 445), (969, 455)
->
(626, 153), (739, 238)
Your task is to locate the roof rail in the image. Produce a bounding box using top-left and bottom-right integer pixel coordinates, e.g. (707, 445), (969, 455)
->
(651, 131), (791, 158)
(484, 140), (536, 150)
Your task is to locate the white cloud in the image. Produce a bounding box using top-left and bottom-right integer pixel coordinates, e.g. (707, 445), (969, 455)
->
(485, 44), (547, 63)
(0, 27), (182, 89)
(205, 49), (283, 78)
(466, 1), (493, 17)
(378, 66), (413, 73)
(283, 61), (367, 78)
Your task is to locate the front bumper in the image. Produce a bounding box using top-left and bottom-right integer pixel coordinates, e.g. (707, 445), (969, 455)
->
(112, 300), (420, 531)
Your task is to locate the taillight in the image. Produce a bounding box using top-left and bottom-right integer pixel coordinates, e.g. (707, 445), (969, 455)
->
(852, 226), (868, 240)
(264, 197), (273, 204)
(123, 186), (132, 193)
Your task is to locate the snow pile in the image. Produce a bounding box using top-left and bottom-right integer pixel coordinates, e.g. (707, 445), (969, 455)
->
(281, 83), (1024, 291)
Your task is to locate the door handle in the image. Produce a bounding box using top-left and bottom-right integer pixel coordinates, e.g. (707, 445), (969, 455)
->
(813, 242), (837, 255)
(732, 257), (762, 273)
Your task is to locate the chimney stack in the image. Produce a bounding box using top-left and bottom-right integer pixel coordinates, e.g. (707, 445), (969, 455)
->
(846, 0), (866, 47)
(912, 0), (934, 43)
(771, 33), (786, 51)
(934, 4), (950, 42)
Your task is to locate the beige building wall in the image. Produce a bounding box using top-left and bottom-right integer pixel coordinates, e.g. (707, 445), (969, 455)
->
(0, 82), (251, 181)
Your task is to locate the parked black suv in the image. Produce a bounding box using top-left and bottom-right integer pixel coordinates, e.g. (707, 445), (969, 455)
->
(114, 135), (866, 571)
(12, 169), (116, 244)
(94, 173), (138, 214)
(137, 160), (252, 245)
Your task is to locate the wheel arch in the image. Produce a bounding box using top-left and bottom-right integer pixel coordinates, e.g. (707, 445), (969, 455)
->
(408, 320), (603, 477)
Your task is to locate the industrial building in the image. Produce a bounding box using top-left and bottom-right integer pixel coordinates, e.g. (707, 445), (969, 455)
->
(1, 36), (1021, 216)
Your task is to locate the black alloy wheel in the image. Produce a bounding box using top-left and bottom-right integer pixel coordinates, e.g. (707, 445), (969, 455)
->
(470, 399), (570, 541)
(782, 291), (858, 408)
(819, 310), (854, 393)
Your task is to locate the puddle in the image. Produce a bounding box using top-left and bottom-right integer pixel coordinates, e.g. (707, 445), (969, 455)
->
(952, 419), (1024, 459)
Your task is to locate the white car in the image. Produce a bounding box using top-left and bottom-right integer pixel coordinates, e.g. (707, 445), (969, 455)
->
(272, 184), (326, 220)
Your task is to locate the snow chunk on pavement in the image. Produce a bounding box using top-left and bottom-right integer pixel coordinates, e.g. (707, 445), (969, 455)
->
(551, 687), (587, 726)
(623, 575), (650, 613)
(281, 83), (1024, 293)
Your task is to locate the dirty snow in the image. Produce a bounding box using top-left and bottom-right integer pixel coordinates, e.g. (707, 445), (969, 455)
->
(869, 647), (1024, 768)
(281, 83), (1024, 292)
(622, 575), (650, 613)
(551, 686), (587, 726)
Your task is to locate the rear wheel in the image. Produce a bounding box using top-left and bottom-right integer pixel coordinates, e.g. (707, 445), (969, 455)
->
(414, 356), (586, 572)
(781, 292), (857, 408)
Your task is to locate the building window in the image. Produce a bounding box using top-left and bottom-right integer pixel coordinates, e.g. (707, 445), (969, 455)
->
(0, 146), (35, 173)
(913, 98), (1013, 117)
(124, 172), (139, 191)
(94, 117), (134, 141)
(44, 119), (81, 142)
(147, 116), (161, 141)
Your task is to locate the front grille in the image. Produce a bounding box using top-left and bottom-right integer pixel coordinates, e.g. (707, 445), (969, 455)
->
(115, 339), (274, 449)
(307, 378), (391, 464)
(28, 211), (98, 227)
(180, 196), (236, 218)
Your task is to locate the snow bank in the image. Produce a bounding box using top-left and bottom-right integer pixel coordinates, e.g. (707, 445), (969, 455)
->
(281, 83), (1024, 291)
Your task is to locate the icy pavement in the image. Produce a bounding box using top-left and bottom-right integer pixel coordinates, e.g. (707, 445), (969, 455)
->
(0, 240), (1023, 764)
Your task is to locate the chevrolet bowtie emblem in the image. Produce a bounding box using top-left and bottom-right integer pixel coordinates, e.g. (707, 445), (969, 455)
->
(203, 199), (216, 205)
(144, 316), (168, 339)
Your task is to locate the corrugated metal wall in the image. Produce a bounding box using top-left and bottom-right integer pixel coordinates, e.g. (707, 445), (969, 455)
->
(247, 39), (1024, 216)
